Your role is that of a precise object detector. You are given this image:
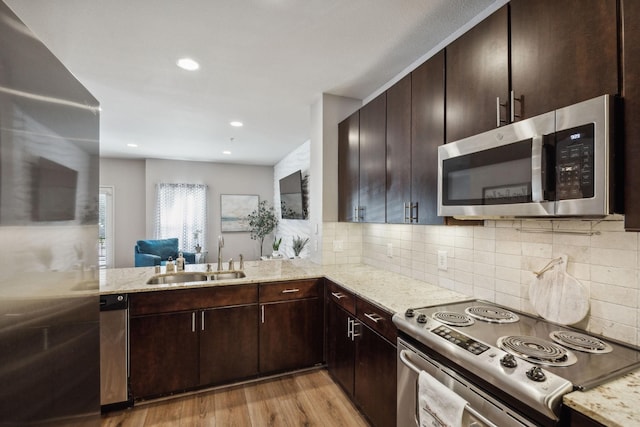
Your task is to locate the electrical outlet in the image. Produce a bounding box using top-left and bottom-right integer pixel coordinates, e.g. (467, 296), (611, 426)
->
(333, 240), (344, 252)
(387, 243), (393, 258)
(437, 250), (448, 271)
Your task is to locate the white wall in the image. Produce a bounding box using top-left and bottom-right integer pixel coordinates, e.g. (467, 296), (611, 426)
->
(144, 159), (273, 262)
(310, 93), (362, 264)
(274, 141), (312, 258)
(99, 158), (146, 268)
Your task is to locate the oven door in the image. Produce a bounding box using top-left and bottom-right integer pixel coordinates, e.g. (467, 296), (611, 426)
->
(438, 111), (555, 218)
(397, 339), (539, 427)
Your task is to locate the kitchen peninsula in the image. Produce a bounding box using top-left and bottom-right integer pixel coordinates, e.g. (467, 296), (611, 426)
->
(101, 259), (640, 427)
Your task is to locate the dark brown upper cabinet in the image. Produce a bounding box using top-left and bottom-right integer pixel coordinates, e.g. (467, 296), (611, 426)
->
(446, 1), (618, 143)
(359, 93), (387, 223)
(623, 0), (640, 230)
(411, 51), (446, 225)
(510, 0), (618, 119)
(386, 74), (412, 223)
(338, 111), (360, 222)
(446, 5), (509, 143)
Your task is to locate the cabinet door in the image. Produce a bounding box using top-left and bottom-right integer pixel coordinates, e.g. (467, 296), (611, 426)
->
(259, 298), (323, 374)
(200, 304), (259, 386)
(338, 111), (360, 222)
(326, 301), (355, 396)
(511, 0), (618, 119)
(359, 93), (387, 223)
(355, 326), (397, 427)
(623, 0), (640, 230)
(446, 5), (509, 143)
(130, 312), (199, 399)
(411, 50), (445, 225)
(386, 74), (412, 223)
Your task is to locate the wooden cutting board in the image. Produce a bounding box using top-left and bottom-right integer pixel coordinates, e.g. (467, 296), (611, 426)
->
(529, 254), (589, 325)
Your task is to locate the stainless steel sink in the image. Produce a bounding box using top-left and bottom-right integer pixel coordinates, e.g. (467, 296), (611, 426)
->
(211, 271), (246, 280)
(146, 272), (209, 285)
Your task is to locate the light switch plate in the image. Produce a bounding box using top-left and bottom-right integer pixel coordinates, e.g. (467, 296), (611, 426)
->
(437, 250), (448, 271)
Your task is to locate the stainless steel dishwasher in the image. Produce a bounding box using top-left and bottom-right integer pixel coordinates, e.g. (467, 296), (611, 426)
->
(100, 294), (131, 411)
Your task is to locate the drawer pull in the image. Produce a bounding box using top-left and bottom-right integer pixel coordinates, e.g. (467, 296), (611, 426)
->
(364, 312), (384, 323)
(281, 288), (300, 294)
(331, 292), (346, 299)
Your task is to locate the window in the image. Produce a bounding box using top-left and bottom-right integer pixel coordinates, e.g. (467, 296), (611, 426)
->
(155, 183), (207, 252)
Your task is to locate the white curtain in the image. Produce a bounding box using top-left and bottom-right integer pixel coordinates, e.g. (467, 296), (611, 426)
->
(155, 183), (207, 252)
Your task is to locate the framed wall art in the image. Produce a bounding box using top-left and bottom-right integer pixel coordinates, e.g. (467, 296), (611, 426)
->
(220, 194), (259, 232)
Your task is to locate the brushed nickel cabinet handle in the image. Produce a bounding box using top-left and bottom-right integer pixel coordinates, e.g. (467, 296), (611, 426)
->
(281, 288), (299, 294)
(364, 312), (384, 323)
(331, 292), (345, 300)
(191, 312), (196, 332)
(261, 305), (265, 324)
(351, 320), (361, 340)
(201, 311), (205, 331)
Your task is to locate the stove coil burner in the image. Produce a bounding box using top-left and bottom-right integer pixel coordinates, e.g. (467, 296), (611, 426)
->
(498, 335), (577, 367)
(465, 306), (520, 324)
(549, 330), (613, 354)
(432, 311), (475, 327)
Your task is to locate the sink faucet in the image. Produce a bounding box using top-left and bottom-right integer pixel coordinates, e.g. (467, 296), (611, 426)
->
(239, 254), (244, 270)
(217, 235), (224, 272)
(228, 258), (234, 271)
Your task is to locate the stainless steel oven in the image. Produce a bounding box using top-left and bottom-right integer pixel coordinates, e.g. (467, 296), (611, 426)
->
(398, 338), (539, 427)
(437, 94), (617, 218)
(394, 300), (640, 427)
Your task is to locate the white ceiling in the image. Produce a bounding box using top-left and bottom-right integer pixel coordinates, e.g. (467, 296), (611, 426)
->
(6, 0), (497, 166)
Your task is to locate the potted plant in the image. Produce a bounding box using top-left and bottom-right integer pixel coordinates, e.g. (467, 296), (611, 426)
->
(292, 235), (309, 257)
(272, 236), (282, 258)
(247, 200), (278, 257)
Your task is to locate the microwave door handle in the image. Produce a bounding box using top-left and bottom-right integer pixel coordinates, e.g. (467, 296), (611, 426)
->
(531, 135), (544, 202)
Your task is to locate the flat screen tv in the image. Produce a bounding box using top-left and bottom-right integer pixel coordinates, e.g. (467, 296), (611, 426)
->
(279, 170), (306, 219)
(31, 157), (78, 221)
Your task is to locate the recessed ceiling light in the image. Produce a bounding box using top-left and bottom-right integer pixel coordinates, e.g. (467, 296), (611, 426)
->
(127, 143), (138, 148)
(222, 150), (232, 155)
(230, 121), (243, 127)
(176, 57), (199, 71)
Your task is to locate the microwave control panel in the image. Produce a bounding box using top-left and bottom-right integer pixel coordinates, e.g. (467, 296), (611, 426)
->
(555, 124), (594, 200)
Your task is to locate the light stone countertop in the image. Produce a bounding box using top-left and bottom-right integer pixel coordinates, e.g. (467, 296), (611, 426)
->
(563, 369), (640, 427)
(99, 259), (468, 314)
(99, 258), (640, 426)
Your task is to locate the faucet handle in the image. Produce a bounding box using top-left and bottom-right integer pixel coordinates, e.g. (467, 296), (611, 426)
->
(239, 254), (244, 270)
(228, 258), (234, 271)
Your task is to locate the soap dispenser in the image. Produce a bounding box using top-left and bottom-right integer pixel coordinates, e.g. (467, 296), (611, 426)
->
(166, 256), (175, 273)
(176, 252), (185, 271)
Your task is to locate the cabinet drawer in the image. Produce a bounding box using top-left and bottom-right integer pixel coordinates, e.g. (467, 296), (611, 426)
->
(130, 285), (258, 316)
(259, 279), (320, 303)
(326, 280), (356, 315)
(356, 297), (396, 344)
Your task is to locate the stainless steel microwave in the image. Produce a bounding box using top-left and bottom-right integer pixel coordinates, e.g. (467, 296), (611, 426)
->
(438, 94), (617, 218)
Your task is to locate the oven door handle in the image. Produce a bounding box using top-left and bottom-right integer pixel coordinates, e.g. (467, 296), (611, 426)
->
(399, 350), (500, 427)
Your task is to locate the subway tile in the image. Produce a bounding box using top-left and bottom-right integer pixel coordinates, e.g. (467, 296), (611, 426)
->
(474, 227), (496, 240)
(474, 286), (495, 301)
(473, 262), (494, 278)
(521, 242), (553, 259)
(495, 292), (520, 309)
(495, 266), (521, 283)
(591, 231), (637, 250)
(455, 247), (473, 261)
(495, 253), (521, 269)
(495, 279), (520, 297)
(474, 238), (495, 252)
(590, 247), (637, 269)
(551, 245), (590, 263)
(591, 282), (638, 308)
(495, 227), (522, 242)
(496, 240), (522, 255)
(590, 300), (637, 327)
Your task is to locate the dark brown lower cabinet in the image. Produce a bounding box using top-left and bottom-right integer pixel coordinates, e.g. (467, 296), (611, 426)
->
(130, 311), (200, 399)
(326, 282), (397, 427)
(355, 324), (397, 427)
(259, 297), (323, 374)
(326, 300), (356, 396)
(200, 304), (259, 385)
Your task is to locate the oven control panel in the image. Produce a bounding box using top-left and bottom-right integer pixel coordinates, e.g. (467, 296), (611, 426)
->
(431, 325), (489, 355)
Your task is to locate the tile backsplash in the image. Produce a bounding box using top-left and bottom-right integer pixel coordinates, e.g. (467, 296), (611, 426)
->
(322, 218), (640, 347)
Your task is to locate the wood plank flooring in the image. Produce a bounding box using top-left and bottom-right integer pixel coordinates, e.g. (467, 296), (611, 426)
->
(101, 369), (370, 427)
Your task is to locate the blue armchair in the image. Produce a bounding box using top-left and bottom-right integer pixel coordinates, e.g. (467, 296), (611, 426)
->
(134, 238), (196, 267)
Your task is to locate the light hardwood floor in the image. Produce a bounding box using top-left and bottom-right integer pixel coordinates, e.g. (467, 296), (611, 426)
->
(101, 369), (370, 427)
